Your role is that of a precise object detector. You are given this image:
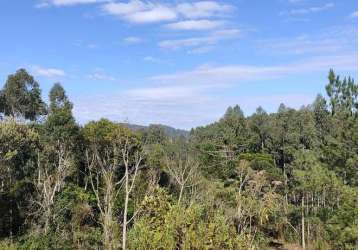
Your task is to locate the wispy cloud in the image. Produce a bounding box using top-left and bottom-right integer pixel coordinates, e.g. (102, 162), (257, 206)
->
(102, 1), (233, 24)
(176, 1), (233, 19)
(143, 56), (162, 63)
(188, 46), (215, 54)
(281, 2), (334, 16)
(73, 40), (99, 49)
(37, 0), (109, 7)
(257, 26), (358, 56)
(123, 36), (143, 44)
(151, 53), (358, 86)
(288, 0), (304, 3)
(102, 1), (177, 23)
(87, 69), (116, 81)
(31, 65), (66, 78)
(164, 19), (224, 30)
(350, 11), (358, 19)
(159, 29), (240, 50)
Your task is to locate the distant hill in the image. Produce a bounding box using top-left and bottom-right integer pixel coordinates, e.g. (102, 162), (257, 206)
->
(120, 123), (189, 138)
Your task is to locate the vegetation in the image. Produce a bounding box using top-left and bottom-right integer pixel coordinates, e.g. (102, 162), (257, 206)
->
(0, 68), (358, 249)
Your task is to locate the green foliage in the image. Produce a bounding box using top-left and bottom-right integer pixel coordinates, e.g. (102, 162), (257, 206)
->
(327, 187), (358, 249)
(0, 69), (46, 120)
(44, 83), (79, 144)
(128, 187), (248, 250)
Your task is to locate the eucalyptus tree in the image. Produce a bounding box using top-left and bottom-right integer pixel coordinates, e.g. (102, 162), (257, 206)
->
(0, 69), (46, 120)
(84, 119), (145, 250)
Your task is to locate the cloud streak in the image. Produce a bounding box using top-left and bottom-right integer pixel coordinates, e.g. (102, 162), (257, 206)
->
(31, 65), (66, 78)
(350, 11), (358, 19)
(159, 29), (240, 50)
(102, 0), (233, 24)
(151, 53), (358, 86)
(164, 19), (224, 30)
(281, 3), (334, 16)
(37, 0), (109, 7)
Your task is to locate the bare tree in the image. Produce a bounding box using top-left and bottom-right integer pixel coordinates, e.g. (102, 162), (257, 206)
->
(235, 160), (253, 233)
(165, 151), (199, 205)
(34, 143), (72, 233)
(86, 132), (144, 250)
(121, 139), (142, 250)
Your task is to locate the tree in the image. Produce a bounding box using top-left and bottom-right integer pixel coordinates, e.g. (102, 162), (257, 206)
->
(44, 83), (79, 144)
(84, 119), (144, 250)
(0, 119), (40, 238)
(164, 146), (199, 204)
(33, 142), (73, 234)
(0, 69), (46, 120)
(326, 69), (358, 116)
(249, 106), (270, 152)
(143, 125), (168, 145)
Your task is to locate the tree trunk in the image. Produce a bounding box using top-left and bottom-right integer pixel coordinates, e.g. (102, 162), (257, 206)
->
(122, 166), (129, 250)
(178, 184), (184, 205)
(301, 197), (306, 250)
(103, 215), (112, 250)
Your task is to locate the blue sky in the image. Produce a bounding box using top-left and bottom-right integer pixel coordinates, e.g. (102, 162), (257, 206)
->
(0, 0), (358, 129)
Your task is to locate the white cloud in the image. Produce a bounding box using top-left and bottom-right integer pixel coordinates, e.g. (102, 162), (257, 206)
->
(350, 11), (358, 19)
(102, 1), (233, 24)
(288, 0), (304, 3)
(87, 43), (98, 49)
(143, 56), (162, 63)
(37, 0), (109, 7)
(159, 29), (240, 50)
(32, 65), (66, 78)
(88, 69), (116, 81)
(258, 26), (358, 56)
(259, 35), (342, 55)
(281, 3), (334, 16)
(127, 6), (177, 23)
(188, 46), (215, 54)
(176, 1), (233, 19)
(151, 54), (358, 86)
(164, 19), (223, 30)
(101, 1), (145, 15)
(125, 85), (206, 101)
(102, 1), (177, 23)
(123, 36), (143, 44)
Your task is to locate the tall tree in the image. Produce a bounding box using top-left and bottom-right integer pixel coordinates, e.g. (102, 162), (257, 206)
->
(0, 69), (46, 120)
(44, 83), (79, 144)
(249, 106), (270, 152)
(84, 119), (145, 250)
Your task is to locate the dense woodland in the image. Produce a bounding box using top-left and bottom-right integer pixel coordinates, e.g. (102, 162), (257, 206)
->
(0, 68), (357, 250)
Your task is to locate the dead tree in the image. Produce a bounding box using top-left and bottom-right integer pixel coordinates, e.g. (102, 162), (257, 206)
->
(34, 143), (72, 233)
(165, 151), (199, 205)
(87, 132), (143, 250)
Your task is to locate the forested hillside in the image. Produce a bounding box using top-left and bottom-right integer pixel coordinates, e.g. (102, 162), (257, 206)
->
(0, 68), (358, 249)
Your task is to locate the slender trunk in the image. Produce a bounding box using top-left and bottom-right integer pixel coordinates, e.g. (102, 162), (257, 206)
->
(307, 220), (310, 249)
(301, 197), (306, 250)
(122, 167), (129, 250)
(44, 207), (51, 234)
(283, 165), (288, 206)
(178, 184), (184, 205)
(9, 170), (13, 241)
(103, 215), (112, 250)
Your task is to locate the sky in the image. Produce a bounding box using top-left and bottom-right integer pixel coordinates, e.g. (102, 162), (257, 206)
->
(0, 0), (358, 129)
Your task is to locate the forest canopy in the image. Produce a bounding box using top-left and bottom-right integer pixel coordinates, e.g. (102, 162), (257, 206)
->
(0, 68), (358, 249)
